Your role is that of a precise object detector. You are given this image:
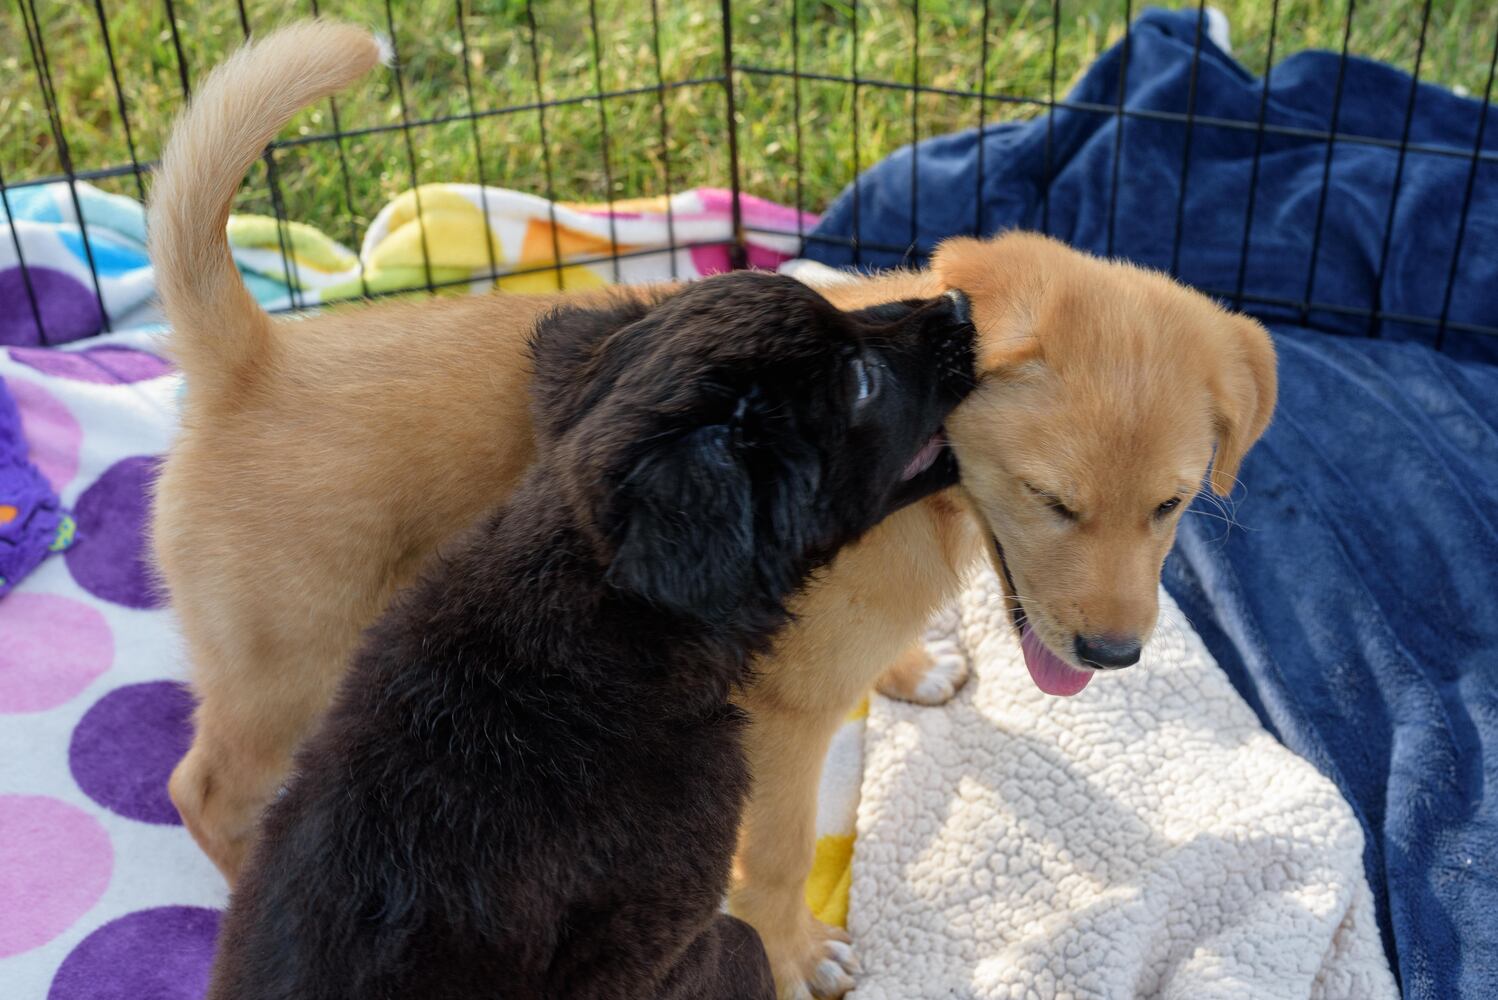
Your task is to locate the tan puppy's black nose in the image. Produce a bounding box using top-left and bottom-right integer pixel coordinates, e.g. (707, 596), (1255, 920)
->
(1074, 634), (1142, 670)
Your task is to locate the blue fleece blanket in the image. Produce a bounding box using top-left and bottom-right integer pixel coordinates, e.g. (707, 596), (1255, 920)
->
(1164, 331), (1498, 999)
(807, 9), (1498, 998)
(809, 8), (1498, 363)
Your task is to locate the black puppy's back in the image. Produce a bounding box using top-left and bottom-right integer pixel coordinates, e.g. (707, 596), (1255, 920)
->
(209, 473), (773, 999)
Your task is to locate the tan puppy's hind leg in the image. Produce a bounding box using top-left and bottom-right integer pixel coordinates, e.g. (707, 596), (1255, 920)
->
(169, 735), (269, 883)
(170, 708), (295, 883)
(168, 631), (347, 883)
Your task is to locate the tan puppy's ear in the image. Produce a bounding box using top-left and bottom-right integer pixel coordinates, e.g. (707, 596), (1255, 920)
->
(979, 333), (1042, 373)
(1208, 314), (1278, 496)
(931, 234), (1047, 375)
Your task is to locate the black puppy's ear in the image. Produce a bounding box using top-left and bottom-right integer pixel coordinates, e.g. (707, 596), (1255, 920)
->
(607, 424), (755, 623)
(762, 440), (823, 587)
(528, 296), (659, 444)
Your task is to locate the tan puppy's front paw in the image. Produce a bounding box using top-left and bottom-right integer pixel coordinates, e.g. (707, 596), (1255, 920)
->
(765, 916), (859, 999)
(875, 641), (970, 706)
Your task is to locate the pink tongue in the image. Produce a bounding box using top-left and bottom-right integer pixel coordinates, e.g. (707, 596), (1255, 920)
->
(1020, 624), (1092, 696)
(900, 434), (944, 481)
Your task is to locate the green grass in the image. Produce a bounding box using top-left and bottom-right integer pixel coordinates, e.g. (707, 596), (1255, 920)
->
(3, 0), (1495, 239)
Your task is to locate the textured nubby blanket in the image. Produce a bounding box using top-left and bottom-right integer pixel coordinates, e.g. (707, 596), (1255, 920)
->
(848, 569), (1398, 1000)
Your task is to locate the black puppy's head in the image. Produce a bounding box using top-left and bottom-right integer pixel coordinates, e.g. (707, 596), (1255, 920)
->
(530, 271), (975, 625)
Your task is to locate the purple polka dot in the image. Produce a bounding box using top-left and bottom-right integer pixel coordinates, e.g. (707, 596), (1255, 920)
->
(0, 594), (113, 713)
(65, 455), (164, 609)
(0, 267), (103, 347)
(0, 795), (113, 958)
(9, 345), (173, 384)
(48, 907), (220, 1000)
(70, 681), (194, 825)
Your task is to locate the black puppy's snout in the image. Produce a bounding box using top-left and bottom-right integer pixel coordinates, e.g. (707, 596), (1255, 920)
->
(922, 289), (977, 393)
(927, 290), (974, 343)
(1074, 634), (1142, 670)
(942, 288), (972, 325)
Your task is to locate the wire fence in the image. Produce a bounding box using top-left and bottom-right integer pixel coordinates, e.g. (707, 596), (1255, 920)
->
(3, 0), (1496, 347)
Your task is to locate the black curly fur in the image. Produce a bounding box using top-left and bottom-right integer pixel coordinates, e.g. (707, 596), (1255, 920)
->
(206, 272), (976, 1000)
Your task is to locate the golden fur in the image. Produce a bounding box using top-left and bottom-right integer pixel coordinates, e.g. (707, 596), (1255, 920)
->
(149, 22), (1276, 999)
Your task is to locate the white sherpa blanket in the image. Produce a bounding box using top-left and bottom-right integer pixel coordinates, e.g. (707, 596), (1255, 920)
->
(849, 568), (1399, 1000)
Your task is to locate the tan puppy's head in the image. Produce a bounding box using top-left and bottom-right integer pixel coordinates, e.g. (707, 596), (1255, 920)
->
(934, 232), (1277, 696)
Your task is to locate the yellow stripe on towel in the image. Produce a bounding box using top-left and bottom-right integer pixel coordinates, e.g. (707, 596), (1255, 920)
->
(368, 191), (503, 274)
(806, 833), (855, 928)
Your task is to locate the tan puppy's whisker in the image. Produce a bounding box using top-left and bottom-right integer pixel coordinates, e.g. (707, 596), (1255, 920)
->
(980, 592), (1046, 609)
(1207, 467), (1249, 497)
(1187, 507), (1249, 531)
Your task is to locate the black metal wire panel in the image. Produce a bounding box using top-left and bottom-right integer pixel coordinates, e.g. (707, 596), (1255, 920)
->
(1167, 1), (1208, 279)
(237, 1), (306, 311)
(3, 1), (1494, 345)
(0, 162), (45, 340)
(451, 0), (498, 291)
(1040, 0), (1060, 235)
(1232, 0), (1280, 312)
(1105, 0), (1134, 259)
(973, 0), (991, 238)
(1300, 0), (1358, 327)
(849, 0), (862, 266)
(17, 0), (111, 333)
(381, 0), (435, 296)
(1438, 31), (1498, 351)
(312, 0), (372, 299)
(647, 0), (681, 279)
(1366, 0), (1434, 338)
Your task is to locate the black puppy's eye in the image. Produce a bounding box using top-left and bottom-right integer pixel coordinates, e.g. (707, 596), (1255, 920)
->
(848, 354), (881, 407)
(1155, 496), (1182, 518)
(1025, 482), (1077, 522)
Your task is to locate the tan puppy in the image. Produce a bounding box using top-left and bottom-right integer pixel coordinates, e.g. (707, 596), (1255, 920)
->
(149, 21), (1276, 999)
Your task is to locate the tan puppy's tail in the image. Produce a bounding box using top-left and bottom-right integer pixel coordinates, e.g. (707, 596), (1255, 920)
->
(148, 21), (384, 391)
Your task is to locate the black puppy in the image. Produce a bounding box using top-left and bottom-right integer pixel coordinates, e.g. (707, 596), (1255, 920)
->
(206, 272), (975, 1000)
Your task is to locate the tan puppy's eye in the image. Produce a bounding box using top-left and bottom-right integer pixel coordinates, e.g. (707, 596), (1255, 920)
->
(1155, 496), (1182, 519)
(1025, 482), (1078, 522)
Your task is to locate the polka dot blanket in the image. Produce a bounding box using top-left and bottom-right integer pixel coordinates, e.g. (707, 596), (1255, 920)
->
(0, 329), (226, 999)
(0, 182), (878, 997)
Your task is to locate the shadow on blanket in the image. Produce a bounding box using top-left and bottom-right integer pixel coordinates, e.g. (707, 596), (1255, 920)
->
(807, 8), (1498, 998)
